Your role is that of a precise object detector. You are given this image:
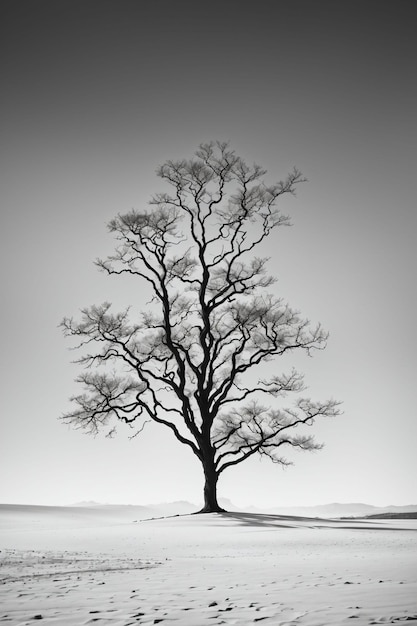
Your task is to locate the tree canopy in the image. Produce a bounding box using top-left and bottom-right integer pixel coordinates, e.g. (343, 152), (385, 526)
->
(61, 141), (340, 512)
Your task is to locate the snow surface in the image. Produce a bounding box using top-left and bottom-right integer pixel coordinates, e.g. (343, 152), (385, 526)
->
(1, 505), (416, 625)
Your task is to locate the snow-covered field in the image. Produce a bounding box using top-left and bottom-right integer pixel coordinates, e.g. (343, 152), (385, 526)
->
(1, 505), (416, 625)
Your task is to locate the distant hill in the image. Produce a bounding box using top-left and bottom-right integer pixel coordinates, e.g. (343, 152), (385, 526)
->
(70, 500), (417, 519)
(258, 503), (417, 518)
(363, 511), (417, 520)
(2, 501), (417, 521)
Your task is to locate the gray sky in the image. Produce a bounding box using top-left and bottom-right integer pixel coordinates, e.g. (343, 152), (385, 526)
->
(1, 0), (416, 508)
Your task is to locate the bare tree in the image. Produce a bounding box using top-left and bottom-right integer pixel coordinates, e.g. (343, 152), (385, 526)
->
(61, 141), (340, 513)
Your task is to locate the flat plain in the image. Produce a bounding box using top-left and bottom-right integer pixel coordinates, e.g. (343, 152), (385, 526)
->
(1, 505), (416, 625)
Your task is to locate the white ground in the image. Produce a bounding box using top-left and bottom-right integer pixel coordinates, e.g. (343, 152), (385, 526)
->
(1, 506), (416, 625)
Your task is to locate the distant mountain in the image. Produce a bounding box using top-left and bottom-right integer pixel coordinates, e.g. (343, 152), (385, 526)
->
(219, 498), (241, 512)
(71, 498), (241, 518)
(364, 511), (417, 520)
(255, 503), (417, 518)
(268, 503), (379, 518)
(138, 501), (417, 519)
(72, 501), (156, 518)
(71, 500), (200, 519)
(4, 501), (415, 521)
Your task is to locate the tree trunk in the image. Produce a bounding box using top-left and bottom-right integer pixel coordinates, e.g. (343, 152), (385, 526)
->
(197, 457), (225, 513)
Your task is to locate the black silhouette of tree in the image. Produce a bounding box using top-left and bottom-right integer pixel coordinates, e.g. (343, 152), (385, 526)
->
(61, 141), (340, 512)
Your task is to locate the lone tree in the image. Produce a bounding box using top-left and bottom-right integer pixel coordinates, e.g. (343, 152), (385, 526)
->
(61, 141), (340, 513)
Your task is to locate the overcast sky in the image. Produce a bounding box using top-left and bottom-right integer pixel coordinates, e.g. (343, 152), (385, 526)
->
(1, 1), (416, 508)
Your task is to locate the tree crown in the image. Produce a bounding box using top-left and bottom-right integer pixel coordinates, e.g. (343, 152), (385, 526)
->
(62, 141), (340, 475)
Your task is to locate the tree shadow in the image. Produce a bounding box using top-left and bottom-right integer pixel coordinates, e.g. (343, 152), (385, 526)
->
(141, 511), (417, 531)
(206, 511), (328, 528)
(201, 511), (417, 531)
